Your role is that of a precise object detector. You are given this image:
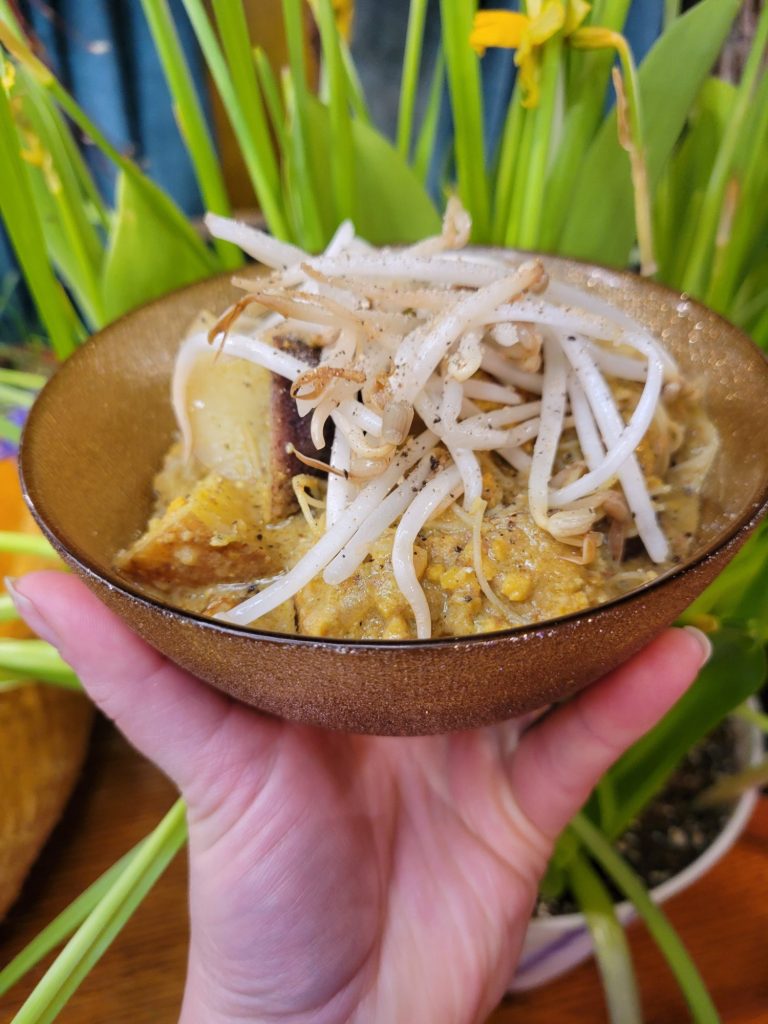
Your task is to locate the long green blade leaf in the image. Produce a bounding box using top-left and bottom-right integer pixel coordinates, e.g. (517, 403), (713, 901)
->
(0, 593), (20, 622)
(397, 0), (428, 160)
(571, 814), (721, 1024)
(302, 94), (439, 245)
(569, 853), (643, 1024)
(0, 843), (145, 997)
(281, 0), (326, 248)
(0, 532), (57, 558)
(139, 0), (239, 270)
(0, 639), (81, 689)
(439, 0), (489, 239)
(559, 0), (741, 266)
(315, 0), (355, 223)
(413, 51), (444, 184)
(0, 50), (79, 358)
(1, 23), (217, 280)
(682, 4), (768, 296)
(11, 801), (187, 1024)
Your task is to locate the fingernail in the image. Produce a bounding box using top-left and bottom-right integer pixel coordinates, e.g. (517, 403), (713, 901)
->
(683, 625), (713, 666)
(4, 577), (61, 649)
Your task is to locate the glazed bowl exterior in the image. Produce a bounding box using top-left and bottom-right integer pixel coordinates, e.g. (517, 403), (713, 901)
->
(19, 256), (768, 735)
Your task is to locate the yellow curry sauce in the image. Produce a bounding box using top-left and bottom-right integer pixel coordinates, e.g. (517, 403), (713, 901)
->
(117, 379), (715, 640)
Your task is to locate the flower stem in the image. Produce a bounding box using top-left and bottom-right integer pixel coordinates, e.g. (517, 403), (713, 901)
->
(569, 27), (655, 274)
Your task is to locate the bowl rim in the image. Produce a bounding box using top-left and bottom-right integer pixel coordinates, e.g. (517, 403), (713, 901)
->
(19, 254), (768, 652)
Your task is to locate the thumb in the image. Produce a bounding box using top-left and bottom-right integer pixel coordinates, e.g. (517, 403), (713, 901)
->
(7, 570), (233, 793)
(508, 627), (712, 841)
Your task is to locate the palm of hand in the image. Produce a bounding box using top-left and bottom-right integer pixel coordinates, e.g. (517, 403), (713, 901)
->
(13, 574), (705, 1024)
(184, 715), (549, 1024)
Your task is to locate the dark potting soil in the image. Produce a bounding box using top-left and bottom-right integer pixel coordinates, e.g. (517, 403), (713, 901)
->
(537, 720), (741, 916)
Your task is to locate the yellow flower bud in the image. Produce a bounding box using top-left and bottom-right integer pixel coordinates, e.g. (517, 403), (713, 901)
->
(469, 11), (527, 58)
(1, 60), (15, 94)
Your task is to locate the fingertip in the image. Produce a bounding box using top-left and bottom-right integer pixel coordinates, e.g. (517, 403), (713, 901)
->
(10, 570), (231, 791)
(681, 624), (713, 667)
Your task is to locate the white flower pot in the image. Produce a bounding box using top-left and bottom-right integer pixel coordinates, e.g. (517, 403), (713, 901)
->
(511, 713), (764, 992)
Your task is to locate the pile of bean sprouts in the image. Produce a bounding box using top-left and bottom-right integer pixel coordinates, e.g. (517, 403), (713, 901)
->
(172, 200), (680, 639)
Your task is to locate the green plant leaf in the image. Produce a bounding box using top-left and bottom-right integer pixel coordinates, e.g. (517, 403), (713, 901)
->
(11, 801), (186, 1024)
(0, 49), (80, 358)
(681, 523), (768, 622)
(439, 0), (489, 239)
(0, 531), (57, 558)
(101, 172), (215, 321)
(559, 0), (741, 267)
(706, 69), (768, 314)
(11, 69), (106, 329)
(568, 853), (643, 1024)
(139, 0), (240, 270)
(0, 639), (81, 689)
(655, 77), (734, 282)
(681, 3), (768, 296)
(0, 843), (144, 997)
(0, 594), (19, 622)
(298, 95), (440, 247)
(571, 814), (721, 1024)
(349, 116), (441, 244)
(601, 625), (767, 840)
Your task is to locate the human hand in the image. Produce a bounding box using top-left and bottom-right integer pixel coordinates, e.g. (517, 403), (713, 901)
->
(9, 572), (710, 1024)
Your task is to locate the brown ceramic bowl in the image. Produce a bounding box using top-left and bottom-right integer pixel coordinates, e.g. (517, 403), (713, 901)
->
(19, 256), (768, 735)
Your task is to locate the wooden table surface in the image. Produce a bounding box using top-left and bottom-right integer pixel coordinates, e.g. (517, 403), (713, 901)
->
(1, 719), (767, 1023)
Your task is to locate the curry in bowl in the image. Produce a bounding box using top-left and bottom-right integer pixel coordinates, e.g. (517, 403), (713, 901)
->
(19, 211), (768, 733)
(117, 203), (717, 642)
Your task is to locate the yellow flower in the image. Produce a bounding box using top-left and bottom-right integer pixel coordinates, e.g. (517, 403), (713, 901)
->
(470, 1), (591, 108)
(332, 0), (354, 41)
(308, 0), (354, 41)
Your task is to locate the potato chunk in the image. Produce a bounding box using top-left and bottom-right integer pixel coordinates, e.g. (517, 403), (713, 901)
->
(117, 473), (277, 590)
(184, 337), (324, 522)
